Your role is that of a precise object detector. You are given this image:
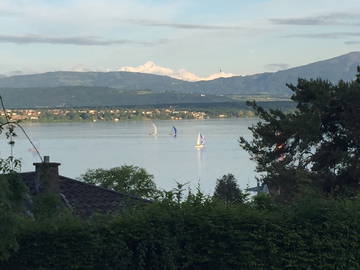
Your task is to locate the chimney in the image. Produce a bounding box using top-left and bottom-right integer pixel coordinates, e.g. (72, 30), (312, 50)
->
(34, 156), (61, 194)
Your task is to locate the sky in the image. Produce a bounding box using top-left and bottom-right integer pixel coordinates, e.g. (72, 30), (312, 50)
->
(0, 0), (359, 81)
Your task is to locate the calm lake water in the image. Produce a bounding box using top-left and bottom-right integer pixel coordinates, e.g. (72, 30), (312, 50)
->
(2, 119), (258, 194)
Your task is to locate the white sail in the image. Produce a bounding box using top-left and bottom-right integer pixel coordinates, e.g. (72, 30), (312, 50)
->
(153, 123), (158, 135)
(196, 133), (201, 145)
(150, 122), (158, 136)
(195, 133), (205, 148)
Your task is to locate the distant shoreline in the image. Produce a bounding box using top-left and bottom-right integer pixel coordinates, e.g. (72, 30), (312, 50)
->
(16, 112), (258, 124)
(1, 101), (294, 124)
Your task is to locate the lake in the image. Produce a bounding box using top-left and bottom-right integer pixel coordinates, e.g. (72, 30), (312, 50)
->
(1, 118), (258, 194)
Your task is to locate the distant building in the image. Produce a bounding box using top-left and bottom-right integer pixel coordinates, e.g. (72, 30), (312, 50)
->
(246, 181), (269, 195)
(19, 156), (148, 217)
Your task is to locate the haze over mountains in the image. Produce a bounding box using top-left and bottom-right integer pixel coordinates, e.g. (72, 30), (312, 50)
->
(0, 52), (359, 108)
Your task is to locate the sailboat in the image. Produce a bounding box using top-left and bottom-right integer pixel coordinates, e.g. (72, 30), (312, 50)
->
(149, 122), (158, 136)
(171, 126), (177, 137)
(194, 133), (205, 149)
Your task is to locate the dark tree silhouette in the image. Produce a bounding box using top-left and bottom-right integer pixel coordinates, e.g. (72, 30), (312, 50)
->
(240, 67), (360, 200)
(213, 174), (246, 204)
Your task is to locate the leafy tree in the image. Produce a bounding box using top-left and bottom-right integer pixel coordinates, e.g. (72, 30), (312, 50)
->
(80, 165), (158, 199)
(240, 67), (360, 200)
(0, 97), (27, 260)
(251, 193), (277, 210)
(0, 172), (27, 260)
(213, 174), (247, 204)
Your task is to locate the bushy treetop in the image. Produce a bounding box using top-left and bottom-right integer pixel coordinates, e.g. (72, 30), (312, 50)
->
(240, 67), (360, 200)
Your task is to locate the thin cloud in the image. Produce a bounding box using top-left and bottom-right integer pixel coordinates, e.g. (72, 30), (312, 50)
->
(0, 34), (166, 46)
(0, 10), (19, 17)
(283, 32), (360, 39)
(271, 18), (329, 25)
(126, 19), (245, 30)
(345, 40), (360, 45)
(270, 12), (360, 26)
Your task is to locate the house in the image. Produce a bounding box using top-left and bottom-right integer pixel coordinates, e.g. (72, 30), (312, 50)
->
(20, 156), (149, 217)
(246, 181), (269, 195)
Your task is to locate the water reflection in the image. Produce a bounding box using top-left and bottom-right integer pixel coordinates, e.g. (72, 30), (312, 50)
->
(196, 148), (203, 181)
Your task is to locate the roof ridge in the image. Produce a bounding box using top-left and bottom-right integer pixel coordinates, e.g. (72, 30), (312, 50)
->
(19, 171), (152, 217)
(58, 175), (151, 203)
(20, 171), (149, 202)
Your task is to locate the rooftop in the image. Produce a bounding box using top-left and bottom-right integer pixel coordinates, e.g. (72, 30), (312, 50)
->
(19, 159), (149, 217)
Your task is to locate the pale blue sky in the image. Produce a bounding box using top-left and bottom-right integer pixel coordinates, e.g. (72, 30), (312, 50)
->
(0, 0), (359, 79)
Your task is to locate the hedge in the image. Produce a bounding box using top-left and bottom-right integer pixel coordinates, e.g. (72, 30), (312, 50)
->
(2, 198), (360, 270)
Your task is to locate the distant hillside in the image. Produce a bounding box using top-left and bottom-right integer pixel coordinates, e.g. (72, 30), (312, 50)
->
(197, 51), (360, 96)
(0, 86), (233, 108)
(0, 71), (186, 91)
(0, 52), (359, 105)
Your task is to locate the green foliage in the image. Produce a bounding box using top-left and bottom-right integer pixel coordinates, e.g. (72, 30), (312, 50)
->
(0, 173), (27, 260)
(158, 182), (212, 207)
(0, 100), (26, 260)
(213, 174), (248, 204)
(3, 196), (360, 269)
(80, 165), (159, 199)
(0, 116), (21, 173)
(0, 157), (21, 174)
(251, 193), (277, 210)
(240, 67), (360, 199)
(165, 182), (189, 205)
(32, 192), (71, 220)
(184, 184), (212, 207)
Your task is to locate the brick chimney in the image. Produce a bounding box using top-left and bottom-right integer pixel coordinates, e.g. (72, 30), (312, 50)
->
(33, 156), (61, 194)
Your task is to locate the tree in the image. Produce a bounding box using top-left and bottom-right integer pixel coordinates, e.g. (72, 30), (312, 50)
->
(0, 97), (27, 260)
(80, 165), (158, 199)
(213, 174), (247, 204)
(240, 67), (360, 200)
(0, 172), (27, 260)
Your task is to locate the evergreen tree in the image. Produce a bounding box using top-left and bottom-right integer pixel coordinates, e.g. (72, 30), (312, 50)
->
(240, 67), (360, 200)
(213, 174), (246, 204)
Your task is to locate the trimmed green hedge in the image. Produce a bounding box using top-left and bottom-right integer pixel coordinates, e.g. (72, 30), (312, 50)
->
(2, 198), (360, 270)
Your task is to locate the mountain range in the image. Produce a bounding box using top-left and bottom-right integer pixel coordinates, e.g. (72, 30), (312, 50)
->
(0, 52), (359, 108)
